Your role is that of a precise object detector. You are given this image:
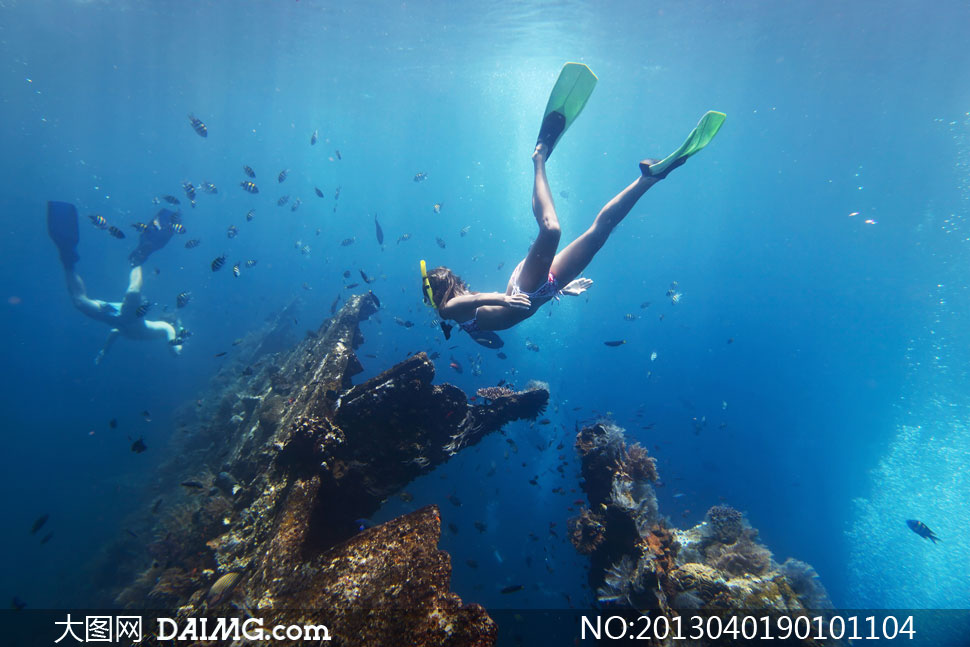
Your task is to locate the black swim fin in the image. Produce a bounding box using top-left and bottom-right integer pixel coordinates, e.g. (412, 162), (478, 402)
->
(47, 201), (80, 269)
(129, 208), (177, 266)
(467, 329), (504, 349)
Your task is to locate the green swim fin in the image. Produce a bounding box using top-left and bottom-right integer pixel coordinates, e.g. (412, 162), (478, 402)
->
(536, 62), (598, 158)
(644, 110), (726, 179)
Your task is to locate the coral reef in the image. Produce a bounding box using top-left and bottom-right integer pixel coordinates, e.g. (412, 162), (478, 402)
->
(104, 293), (546, 646)
(569, 420), (835, 636)
(475, 386), (514, 401)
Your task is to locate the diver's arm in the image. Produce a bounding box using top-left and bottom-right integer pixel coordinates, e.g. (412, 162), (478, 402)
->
(439, 292), (530, 321)
(95, 329), (120, 365)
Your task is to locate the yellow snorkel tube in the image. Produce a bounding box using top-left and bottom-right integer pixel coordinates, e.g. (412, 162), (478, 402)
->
(420, 260), (436, 308)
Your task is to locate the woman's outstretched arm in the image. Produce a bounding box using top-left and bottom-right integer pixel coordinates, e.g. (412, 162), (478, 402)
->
(440, 292), (530, 322)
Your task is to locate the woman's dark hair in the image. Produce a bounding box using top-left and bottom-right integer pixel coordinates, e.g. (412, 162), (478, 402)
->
(424, 266), (468, 308)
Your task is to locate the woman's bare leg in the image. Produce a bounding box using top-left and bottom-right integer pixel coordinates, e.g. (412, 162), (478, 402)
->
(551, 170), (661, 284)
(515, 144), (562, 292)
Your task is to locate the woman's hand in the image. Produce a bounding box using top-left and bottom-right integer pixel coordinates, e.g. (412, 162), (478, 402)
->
(505, 293), (532, 310)
(561, 278), (593, 296)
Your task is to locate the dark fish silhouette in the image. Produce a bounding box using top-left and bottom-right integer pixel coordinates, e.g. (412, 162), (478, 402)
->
(604, 340), (626, 347)
(240, 181), (259, 194)
(180, 480), (205, 490)
(243, 165), (255, 178)
(314, 187), (324, 198)
(246, 209), (255, 222)
(30, 514), (49, 534)
(906, 519), (940, 543)
(414, 172), (427, 183)
(187, 113), (207, 137)
(277, 195), (289, 206)
(340, 238), (355, 247)
(108, 226), (126, 239)
(334, 149), (342, 160)
(436, 237), (446, 249)
(374, 215), (384, 245)
(278, 169), (288, 183)
(184, 239), (200, 249)
(310, 129), (318, 145)
(162, 195), (180, 205)
(130, 437), (147, 453)
(359, 269), (375, 284)
(211, 255), (227, 272)
(500, 585), (523, 594)
(176, 292), (191, 308)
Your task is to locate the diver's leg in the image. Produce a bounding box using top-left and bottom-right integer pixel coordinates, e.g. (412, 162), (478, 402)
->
(551, 172), (660, 284)
(65, 268), (103, 318)
(120, 265), (143, 315)
(515, 144), (562, 292)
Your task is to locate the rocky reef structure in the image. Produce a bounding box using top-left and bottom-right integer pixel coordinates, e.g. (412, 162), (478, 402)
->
(569, 421), (834, 640)
(108, 293), (548, 646)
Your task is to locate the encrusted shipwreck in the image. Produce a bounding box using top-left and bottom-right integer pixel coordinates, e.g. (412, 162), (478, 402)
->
(569, 421), (834, 640)
(114, 293), (548, 646)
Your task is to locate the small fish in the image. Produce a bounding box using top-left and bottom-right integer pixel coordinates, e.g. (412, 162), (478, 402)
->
(538, 419), (551, 425)
(310, 129), (318, 145)
(343, 270), (351, 278)
(171, 223), (186, 235)
(232, 263), (241, 277)
(393, 317), (414, 328)
(650, 350), (657, 362)
(466, 559), (479, 568)
(245, 259), (258, 268)
(315, 187), (324, 198)
(243, 165), (256, 178)
(131, 222), (149, 232)
(433, 203), (442, 214)
(375, 215), (384, 245)
(906, 519), (940, 543)
(604, 340), (626, 347)
(207, 572), (242, 606)
(560, 190), (570, 199)
(135, 302), (152, 318)
(436, 237), (446, 249)
(180, 480), (205, 490)
(640, 301), (651, 309)
(500, 585), (523, 594)
(108, 226), (125, 239)
(240, 181), (259, 194)
(727, 337), (734, 344)
(334, 186), (341, 200)
(290, 198), (302, 212)
(88, 214), (108, 229)
(151, 498), (163, 513)
(344, 283), (359, 289)
(187, 113), (207, 137)
(449, 358), (463, 373)
(334, 149), (342, 160)
(278, 169), (288, 183)
(448, 522), (459, 534)
(496, 352), (507, 359)
(227, 225), (238, 239)
(302, 282), (312, 291)
(109, 418), (118, 429)
(340, 237), (355, 247)
(399, 491), (414, 502)
(277, 195), (289, 206)
(474, 521), (487, 533)
(359, 269), (375, 284)
(214, 351), (227, 357)
(413, 172), (427, 183)
(176, 292), (191, 308)
(448, 495), (462, 507)
(130, 437), (147, 453)
(300, 244), (311, 256)
(30, 514), (49, 534)
(141, 410), (152, 422)
(397, 233), (411, 244)
(162, 195), (181, 205)
(200, 182), (218, 194)
(460, 225), (470, 237)
(182, 181), (196, 201)
(184, 238), (200, 248)
(623, 313), (637, 321)
(211, 255), (226, 272)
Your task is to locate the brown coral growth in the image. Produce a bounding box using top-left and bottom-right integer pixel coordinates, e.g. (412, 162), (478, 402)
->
(475, 386), (514, 401)
(620, 442), (658, 482)
(568, 508), (607, 554)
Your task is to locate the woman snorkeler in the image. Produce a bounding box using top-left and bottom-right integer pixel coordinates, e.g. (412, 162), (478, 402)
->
(421, 64), (724, 347)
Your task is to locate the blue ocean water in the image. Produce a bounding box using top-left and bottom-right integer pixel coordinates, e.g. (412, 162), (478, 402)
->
(1, 0), (968, 626)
